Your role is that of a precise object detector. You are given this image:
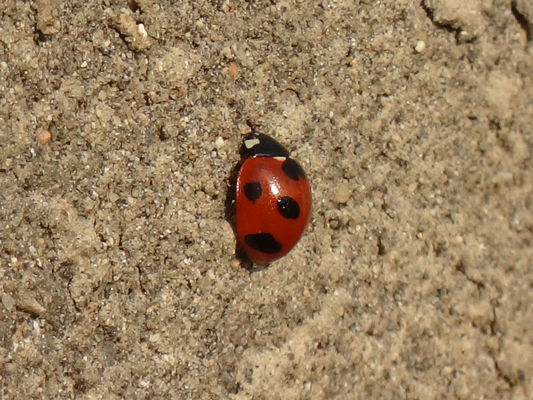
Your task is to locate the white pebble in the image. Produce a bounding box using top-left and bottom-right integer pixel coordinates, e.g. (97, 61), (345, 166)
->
(215, 136), (225, 148)
(137, 23), (148, 38)
(414, 40), (426, 53)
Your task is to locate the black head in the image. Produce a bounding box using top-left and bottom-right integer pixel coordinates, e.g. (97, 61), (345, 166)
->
(240, 133), (291, 159)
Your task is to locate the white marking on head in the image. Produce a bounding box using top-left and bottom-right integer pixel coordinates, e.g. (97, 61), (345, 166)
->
(245, 138), (260, 149)
(274, 156), (286, 162)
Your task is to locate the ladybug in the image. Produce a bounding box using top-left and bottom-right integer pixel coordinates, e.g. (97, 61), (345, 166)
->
(235, 133), (312, 266)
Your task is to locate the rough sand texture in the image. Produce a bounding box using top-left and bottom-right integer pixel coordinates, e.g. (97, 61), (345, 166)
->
(1, 0), (532, 399)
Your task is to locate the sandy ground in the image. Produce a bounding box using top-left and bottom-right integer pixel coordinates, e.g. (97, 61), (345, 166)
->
(0, 0), (532, 398)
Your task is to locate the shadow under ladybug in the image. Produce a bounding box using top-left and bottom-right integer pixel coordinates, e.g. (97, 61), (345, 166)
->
(224, 132), (312, 272)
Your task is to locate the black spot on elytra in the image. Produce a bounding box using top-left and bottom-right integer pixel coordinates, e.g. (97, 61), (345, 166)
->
(282, 158), (306, 181)
(244, 182), (262, 201)
(277, 196), (300, 219)
(245, 233), (282, 254)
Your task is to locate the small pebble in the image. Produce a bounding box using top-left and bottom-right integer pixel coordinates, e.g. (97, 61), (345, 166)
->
(2, 293), (15, 311)
(229, 62), (240, 79)
(221, 47), (232, 58)
(18, 293), (46, 316)
(392, 134), (402, 144)
(334, 182), (351, 204)
(215, 136), (225, 148)
(37, 129), (52, 144)
(414, 40), (426, 53)
(137, 23), (148, 38)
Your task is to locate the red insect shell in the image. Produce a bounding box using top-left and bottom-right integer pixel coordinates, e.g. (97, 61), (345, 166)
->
(235, 134), (312, 266)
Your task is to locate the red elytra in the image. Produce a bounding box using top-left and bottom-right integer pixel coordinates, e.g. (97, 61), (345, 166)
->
(235, 133), (312, 266)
